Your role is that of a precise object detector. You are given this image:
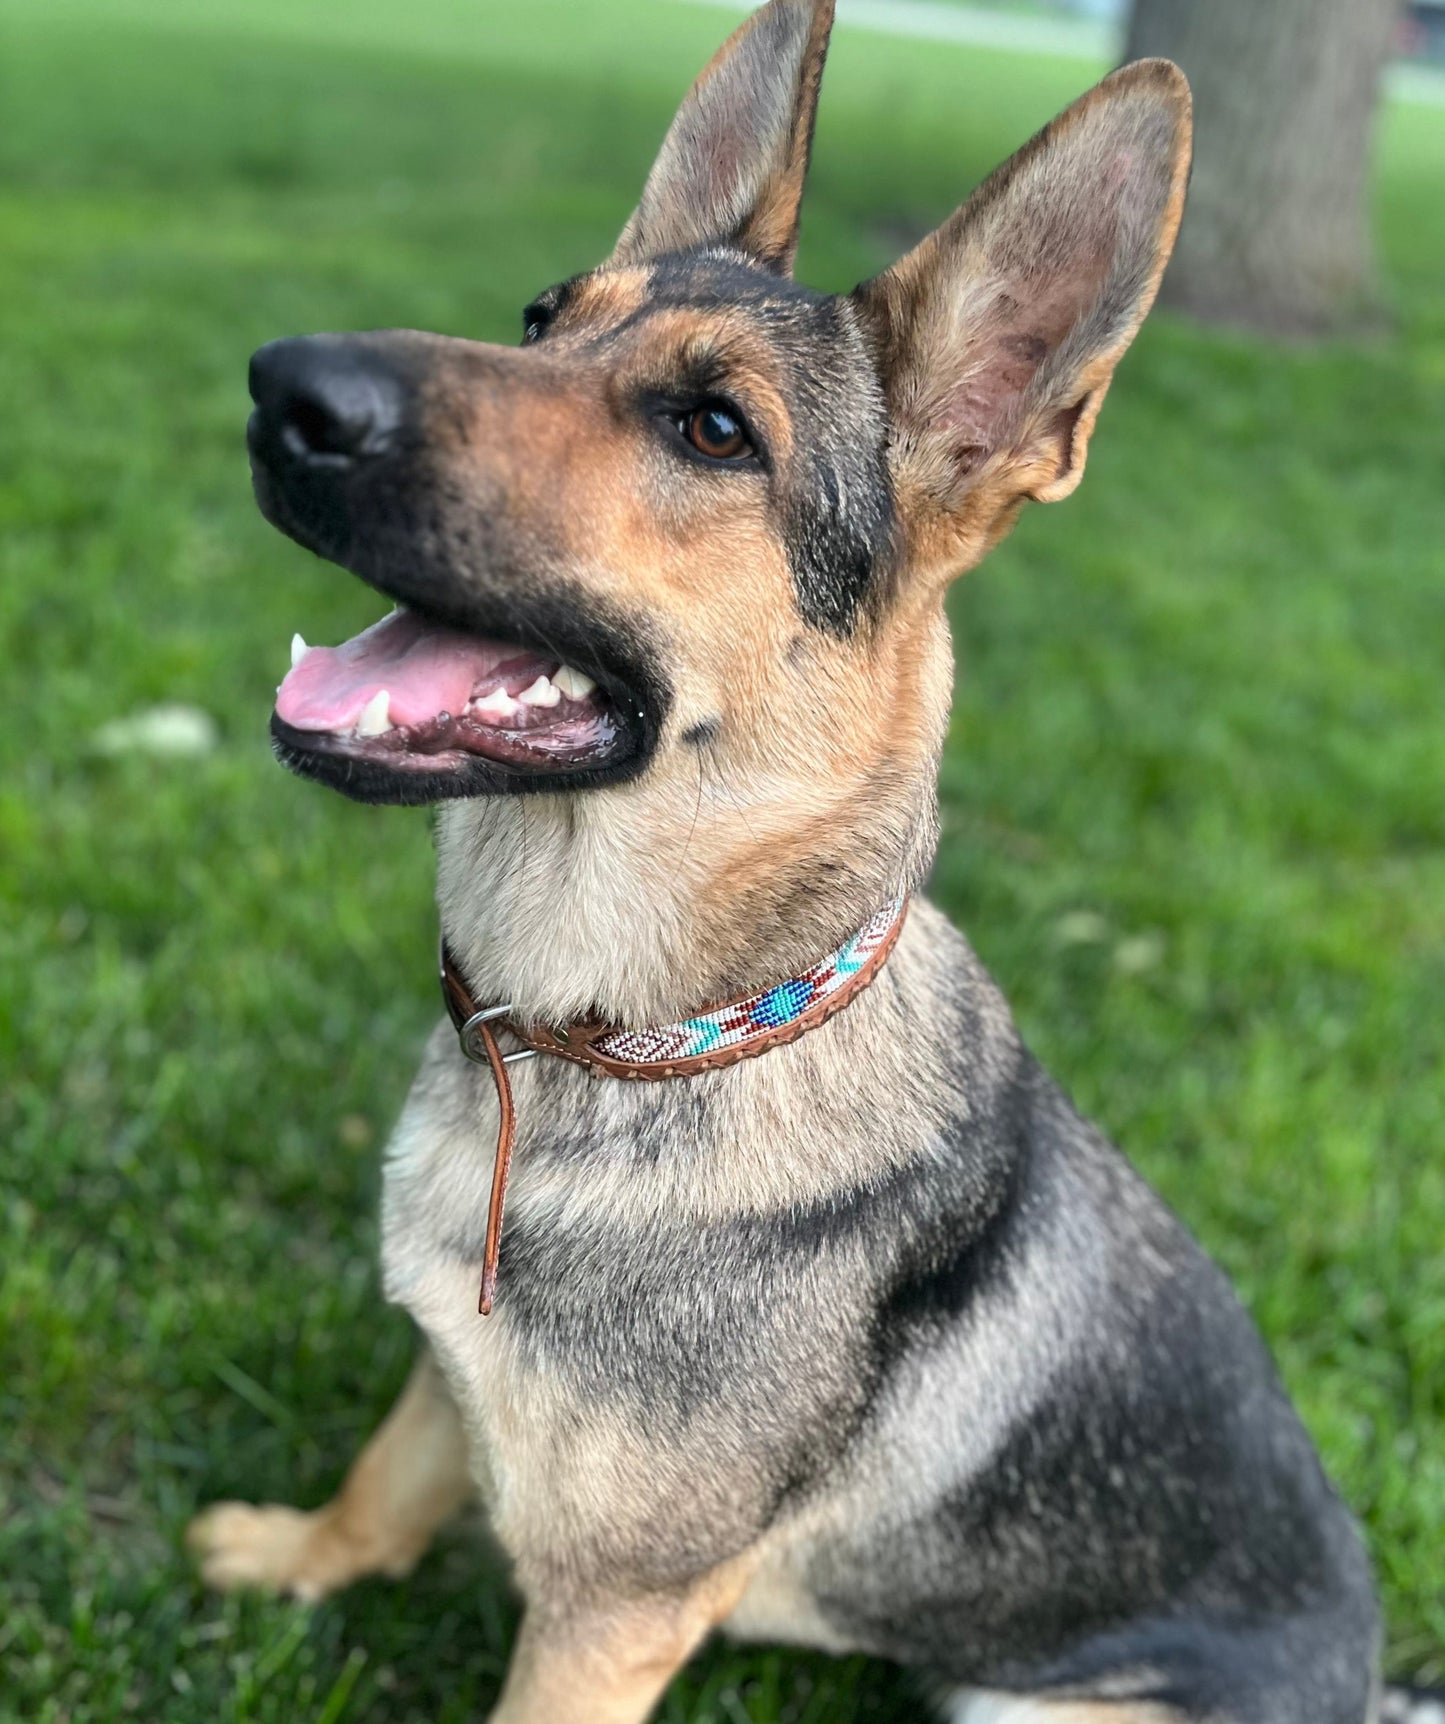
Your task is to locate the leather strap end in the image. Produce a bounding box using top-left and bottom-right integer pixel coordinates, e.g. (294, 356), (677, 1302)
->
(472, 1017), (516, 1319)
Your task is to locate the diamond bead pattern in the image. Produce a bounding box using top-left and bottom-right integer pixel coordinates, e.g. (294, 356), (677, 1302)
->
(590, 897), (906, 1067)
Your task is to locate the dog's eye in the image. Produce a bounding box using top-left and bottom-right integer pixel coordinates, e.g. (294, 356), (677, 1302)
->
(684, 403), (751, 462)
(521, 305), (551, 344)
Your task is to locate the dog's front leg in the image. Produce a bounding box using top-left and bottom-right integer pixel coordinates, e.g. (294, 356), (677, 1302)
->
(488, 1554), (757, 1724)
(188, 1347), (473, 1601)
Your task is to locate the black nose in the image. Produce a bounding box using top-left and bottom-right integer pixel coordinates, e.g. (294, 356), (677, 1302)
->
(248, 336), (407, 471)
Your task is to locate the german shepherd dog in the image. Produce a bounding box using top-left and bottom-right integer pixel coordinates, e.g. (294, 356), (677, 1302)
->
(186, 3), (1433, 1719)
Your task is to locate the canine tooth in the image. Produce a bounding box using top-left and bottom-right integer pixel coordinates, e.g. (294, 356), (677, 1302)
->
(290, 633), (309, 669)
(554, 665), (596, 701)
(517, 675), (562, 708)
(355, 689), (391, 736)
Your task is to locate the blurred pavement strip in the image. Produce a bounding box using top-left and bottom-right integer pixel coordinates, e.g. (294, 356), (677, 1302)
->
(680, 0), (1115, 62)
(676, 0), (1445, 107)
(1393, 64), (1445, 106)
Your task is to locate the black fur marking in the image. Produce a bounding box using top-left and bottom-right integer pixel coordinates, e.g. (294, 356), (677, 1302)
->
(805, 1066), (1379, 1719)
(646, 248), (828, 313)
(871, 1113), (1028, 1355)
(782, 441), (894, 637)
(681, 717), (721, 749)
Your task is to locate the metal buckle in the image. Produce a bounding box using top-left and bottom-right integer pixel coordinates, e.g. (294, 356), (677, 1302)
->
(458, 1003), (518, 1065)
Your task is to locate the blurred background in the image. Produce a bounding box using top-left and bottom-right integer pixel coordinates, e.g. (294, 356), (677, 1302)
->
(2, 0), (1442, 1718)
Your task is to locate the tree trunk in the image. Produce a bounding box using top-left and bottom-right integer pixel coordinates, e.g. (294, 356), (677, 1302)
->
(1125, 0), (1398, 336)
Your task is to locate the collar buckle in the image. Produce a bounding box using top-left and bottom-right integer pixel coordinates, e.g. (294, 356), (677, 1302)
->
(457, 1004), (537, 1067)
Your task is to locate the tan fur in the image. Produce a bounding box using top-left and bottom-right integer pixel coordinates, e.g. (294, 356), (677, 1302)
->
(565, 265), (652, 329)
(486, 1553), (758, 1724)
(187, 1352), (471, 1600)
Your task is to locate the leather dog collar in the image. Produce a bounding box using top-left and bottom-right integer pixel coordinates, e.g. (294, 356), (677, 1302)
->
(440, 896), (908, 1314)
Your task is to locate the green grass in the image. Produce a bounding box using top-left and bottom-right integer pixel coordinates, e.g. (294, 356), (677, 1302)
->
(2, 0), (1442, 1717)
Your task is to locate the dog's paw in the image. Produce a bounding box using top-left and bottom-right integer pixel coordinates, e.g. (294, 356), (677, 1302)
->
(186, 1501), (358, 1603)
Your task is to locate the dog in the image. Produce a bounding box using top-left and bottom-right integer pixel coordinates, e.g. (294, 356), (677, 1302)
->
(185, 2), (1433, 1718)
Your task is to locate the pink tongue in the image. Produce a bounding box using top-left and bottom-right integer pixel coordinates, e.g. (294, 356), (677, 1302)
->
(276, 608), (519, 732)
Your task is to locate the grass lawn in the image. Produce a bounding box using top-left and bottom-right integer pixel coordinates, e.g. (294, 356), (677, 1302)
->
(2, 0), (1442, 1717)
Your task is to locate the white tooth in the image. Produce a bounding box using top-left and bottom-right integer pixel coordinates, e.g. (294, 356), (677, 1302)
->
(517, 674), (561, 708)
(290, 633), (309, 669)
(471, 688), (518, 723)
(553, 665), (596, 701)
(355, 689), (391, 736)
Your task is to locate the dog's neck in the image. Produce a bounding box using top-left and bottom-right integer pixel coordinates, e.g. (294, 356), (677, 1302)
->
(435, 767), (939, 1029)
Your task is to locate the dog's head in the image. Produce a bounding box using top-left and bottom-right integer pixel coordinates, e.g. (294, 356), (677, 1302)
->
(254, 0), (1188, 944)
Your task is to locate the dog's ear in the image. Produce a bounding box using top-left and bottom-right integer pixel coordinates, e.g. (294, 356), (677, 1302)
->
(610, 0), (835, 275)
(852, 60), (1191, 576)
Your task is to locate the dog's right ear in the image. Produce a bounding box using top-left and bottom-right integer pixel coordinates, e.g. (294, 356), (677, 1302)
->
(610, 0), (835, 276)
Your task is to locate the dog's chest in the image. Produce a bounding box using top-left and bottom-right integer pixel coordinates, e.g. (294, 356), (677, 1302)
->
(375, 1033), (791, 1576)
(376, 1023), (878, 1584)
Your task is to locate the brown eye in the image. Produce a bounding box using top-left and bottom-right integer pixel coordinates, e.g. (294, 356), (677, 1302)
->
(685, 402), (751, 461)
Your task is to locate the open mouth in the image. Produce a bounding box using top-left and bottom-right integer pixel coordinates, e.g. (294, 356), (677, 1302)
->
(271, 602), (642, 802)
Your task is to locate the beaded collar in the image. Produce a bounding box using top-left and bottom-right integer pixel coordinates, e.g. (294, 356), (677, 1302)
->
(440, 895), (908, 1313)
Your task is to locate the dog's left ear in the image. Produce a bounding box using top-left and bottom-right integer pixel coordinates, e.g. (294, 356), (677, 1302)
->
(610, 0), (835, 275)
(853, 60), (1192, 575)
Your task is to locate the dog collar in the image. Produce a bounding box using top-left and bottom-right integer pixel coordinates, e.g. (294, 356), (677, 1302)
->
(440, 895), (908, 1314)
